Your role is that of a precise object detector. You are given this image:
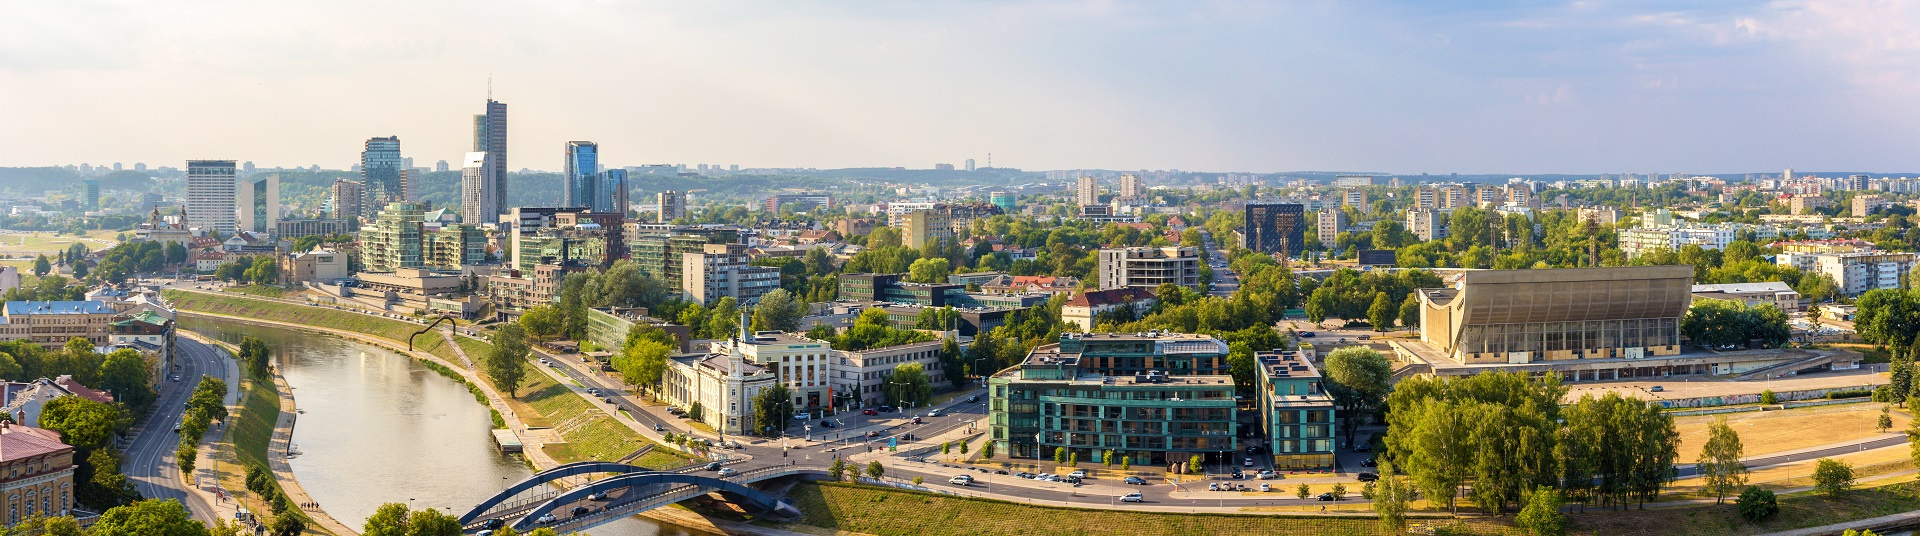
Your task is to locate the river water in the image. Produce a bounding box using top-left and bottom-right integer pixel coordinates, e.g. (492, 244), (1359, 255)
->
(181, 317), (708, 535)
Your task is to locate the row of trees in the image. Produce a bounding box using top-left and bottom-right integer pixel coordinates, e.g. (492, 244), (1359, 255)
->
(1680, 300), (1792, 349)
(212, 255), (278, 285)
(1385, 372), (1679, 515)
(175, 377), (229, 477)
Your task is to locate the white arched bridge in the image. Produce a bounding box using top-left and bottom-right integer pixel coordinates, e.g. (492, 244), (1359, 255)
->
(459, 461), (809, 534)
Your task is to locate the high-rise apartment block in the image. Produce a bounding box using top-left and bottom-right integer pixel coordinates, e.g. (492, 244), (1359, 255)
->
(1343, 189), (1368, 213)
(82, 180), (99, 211)
(764, 193), (832, 213)
(237, 175), (279, 236)
(1407, 208), (1446, 242)
(1097, 246), (1201, 290)
(186, 160), (238, 234)
(460, 152), (498, 225)
(564, 141), (599, 208)
(472, 99), (509, 217)
(682, 243), (782, 305)
(1317, 210), (1347, 248)
(657, 191), (686, 223)
(329, 179), (365, 221)
(1076, 176), (1098, 206)
(361, 136), (404, 211)
(989, 191), (1016, 213)
(1118, 174), (1143, 198)
(1243, 202), (1305, 257)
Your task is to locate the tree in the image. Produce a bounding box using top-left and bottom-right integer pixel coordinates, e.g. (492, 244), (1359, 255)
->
(363, 502), (412, 536)
(912, 476), (924, 486)
(1296, 483), (1311, 500)
(38, 395), (118, 452)
(1736, 487), (1778, 523)
(176, 445), (197, 477)
(829, 457), (847, 481)
(98, 348), (157, 412)
(558, 273), (591, 339)
(405, 508), (462, 535)
(866, 460), (885, 479)
(614, 337), (671, 393)
(1813, 458), (1856, 497)
(1398, 294), (1421, 329)
(244, 259), (277, 285)
(1894, 357), (1915, 405)
(1324, 346), (1393, 446)
(1371, 456), (1412, 531)
(1054, 446), (1067, 465)
(1515, 486), (1567, 536)
(1880, 405), (1895, 433)
(1697, 415), (1748, 504)
(1761, 389), (1777, 405)
(1330, 482), (1347, 501)
(882, 362), (933, 408)
(1187, 454), (1203, 475)
(517, 305), (565, 341)
(750, 289), (809, 333)
(938, 336), (967, 389)
(239, 336), (272, 381)
(484, 324), (531, 397)
(753, 384), (793, 437)
(1366, 291), (1394, 331)
(267, 513), (306, 536)
(907, 257), (952, 284)
(32, 255), (49, 277)
(88, 500), (210, 536)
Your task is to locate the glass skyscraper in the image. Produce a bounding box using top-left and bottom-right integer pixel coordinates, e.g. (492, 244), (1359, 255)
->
(361, 136), (403, 216)
(596, 169), (628, 214)
(564, 141), (598, 209)
(473, 100), (508, 217)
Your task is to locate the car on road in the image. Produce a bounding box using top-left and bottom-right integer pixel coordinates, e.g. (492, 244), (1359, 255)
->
(1649, 385), (1665, 392)
(1353, 444), (1372, 453)
(1357, 335), (1371, 340)
(654, 424), (664, 432)
(1298, 331), (1316, 338)
(1258, 470), (1276, 479)
(704, 462), (723, 471)
(172, 425), (180, 433)
(927, 409), (943, 417)
(1068, 470), (1086, 479)
(1357, 472), (1379, 482)
(1243, 458), (1254, 467)
(794, 412), (811, 420)
(587, 492), (607, 501)
(1121, 492), (1144, 503)
(1362, 458), (1378, 467)
(170, 375), (181, 382)
(1123, 476), (1148, 485)
(536, 513), (557, 524)
(862, 409), (878, 415)
(994, 470), (1009, 475)
(667, 407), (686, 415)
(877, 405), (896, 413)
(570, 506), (590, 516)
(480, 519), (505, 530)
(1317, 492), (1337, 501)
(1015, 472), (1033, 479)
(586, 388), (600, 396)
(948, 475), (973, 485)
(819, 420), (835, 428)
(717, 467), (738, 477)
(966, 395), (979, 403)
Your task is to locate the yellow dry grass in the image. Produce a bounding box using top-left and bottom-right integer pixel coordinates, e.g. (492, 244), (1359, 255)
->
(1674, 403), (1906, 458)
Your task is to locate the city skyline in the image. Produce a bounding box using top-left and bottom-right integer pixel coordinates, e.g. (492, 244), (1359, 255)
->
(6, 1), (1920, 174)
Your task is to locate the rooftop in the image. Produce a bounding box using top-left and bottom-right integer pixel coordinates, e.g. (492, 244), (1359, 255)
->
(4, 301), (114, 316)
(0, 423), (71, 461)
(1691, 281), (1795, 294)
(1256, 350), (1323, 380)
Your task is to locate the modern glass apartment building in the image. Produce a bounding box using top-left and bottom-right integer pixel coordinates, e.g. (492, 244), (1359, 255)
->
(1255, 351), (1337, 470)
(361, 136), (404, 212)
(988, 332), (1239, 466)
(564, 141), (598, 208)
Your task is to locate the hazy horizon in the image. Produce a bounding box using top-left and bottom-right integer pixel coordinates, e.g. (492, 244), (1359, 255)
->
(6, 1), (1919, 174)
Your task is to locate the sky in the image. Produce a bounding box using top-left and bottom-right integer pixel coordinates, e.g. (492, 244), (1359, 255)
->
(3, 0), (1920, 174)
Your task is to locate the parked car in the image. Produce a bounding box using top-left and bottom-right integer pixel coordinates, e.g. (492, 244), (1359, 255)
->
(1352, 444), (1372, 453)
(994, 470), (1009, 475)
(1298, 331), (1316, 338)
(1208, 482), (1220, 491)
(1317, 492), (1336, 501)
(912, 416), (923, 424)
(1121, 492), (1144, 503)
(1123, 476), (1148, 485)
(1243, 458), (1254, 467)
(1649, 385), (1665, 392)
(1361, 459), (1377, 468)
(1015, 472), (1033, 479)
(1068, 470), (1087, 479)
(1258, 470), (1276, 479)
(1260, 483), (1272, 492)
(862, 409), (878, 415)
(794, 412), (811, 420)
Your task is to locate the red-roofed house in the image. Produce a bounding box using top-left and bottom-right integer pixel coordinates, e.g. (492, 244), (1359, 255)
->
(0, 422), (77, 523)
(1062, 287), (1159, 331)
(51, 377), (112, 406)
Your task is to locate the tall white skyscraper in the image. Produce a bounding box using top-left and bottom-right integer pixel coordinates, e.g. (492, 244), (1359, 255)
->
(237, 174), (280, 236)
(186, 160), (238, 234)
(1076, 176), (1098, 206)
(461, 152), (498, 225)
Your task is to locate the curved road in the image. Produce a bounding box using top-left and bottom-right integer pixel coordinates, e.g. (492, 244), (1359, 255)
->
(122, 337), (230, 521)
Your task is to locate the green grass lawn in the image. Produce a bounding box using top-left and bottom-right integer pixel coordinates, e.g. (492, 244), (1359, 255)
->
(783, 482), (1519, 536)
(231, 377), (281, 471)
(222, 285), (290, 299)
(166, 290), (462, 363)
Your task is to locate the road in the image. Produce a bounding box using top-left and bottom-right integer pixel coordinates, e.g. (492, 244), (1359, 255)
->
(121, 336), (230, 522)
(1197, 230), (1237, 297)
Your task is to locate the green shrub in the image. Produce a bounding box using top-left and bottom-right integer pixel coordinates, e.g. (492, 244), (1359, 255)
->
(1737, 486), (1778, 522)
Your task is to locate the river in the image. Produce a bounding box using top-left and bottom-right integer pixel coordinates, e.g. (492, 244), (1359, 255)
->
(181, 317), (710, 535)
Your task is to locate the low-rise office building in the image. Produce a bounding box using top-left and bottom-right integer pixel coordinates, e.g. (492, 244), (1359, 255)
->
(0, 302), (115, 350)
(280, 249), (349, 284)
(714, 330), (836, 411)
(1255, 351), (1336, 470)
(988, 333), (1238, 465)
(1690, 282), (1801, 313)
(1061, 287), (1157, 331)
(658, 349), (777, 436)
(832, 339), (950, 409)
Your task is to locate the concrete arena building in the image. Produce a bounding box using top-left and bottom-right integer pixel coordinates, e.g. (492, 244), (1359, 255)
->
(1397, 266), (1857, 381)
